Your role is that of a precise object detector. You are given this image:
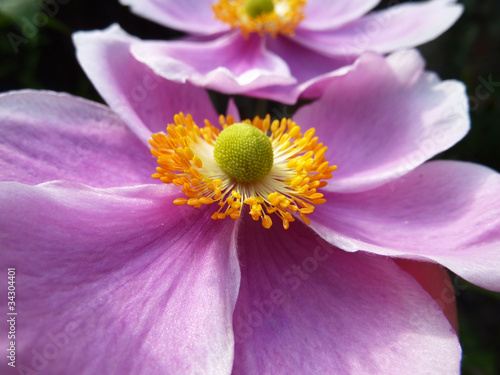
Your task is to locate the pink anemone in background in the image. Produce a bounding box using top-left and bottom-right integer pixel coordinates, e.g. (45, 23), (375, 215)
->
(114, 0), (464, 103)
(1, 40), (499, 375)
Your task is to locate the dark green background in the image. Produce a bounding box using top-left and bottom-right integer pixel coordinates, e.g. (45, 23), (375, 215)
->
(1, 0), (499, 373)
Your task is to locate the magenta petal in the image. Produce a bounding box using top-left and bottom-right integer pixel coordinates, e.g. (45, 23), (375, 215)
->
(293, 50), (469, 193)
(0, 90), (156, 187)
(73, 25), (218, 144)
(295, 0), (463, 56)
(119, 0), (228, 35)
(232, 220), (460, 374)
(226, 98), (241, 122)
(131, 32), (295, 96)
(300, 0), (380, 30)
(311, 160), (500, 292)
(0, 181), (239, 375)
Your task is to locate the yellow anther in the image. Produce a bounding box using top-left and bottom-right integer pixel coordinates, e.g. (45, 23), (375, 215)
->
(184, 147), (194, 160)
(200, 197), (214, 205)
(214, 189), (222, 200)
(283, 219), (290, 230)
(173, 199), (188, 205)
(244, 197), (256, 205)
(289, 126), (301, 139)
(299, 207), (314, 214)
(300, 212), (311, 225)
(311, 198), (327, 205)
(187, 198), (200, 206)
(252, 204), (262, 213)
(308, 193), (324, 200)
(262, 214), (273, 229)
(266, 206), (278, 214)
(279, 199), (290, 209)
(291, 176), (303, 186)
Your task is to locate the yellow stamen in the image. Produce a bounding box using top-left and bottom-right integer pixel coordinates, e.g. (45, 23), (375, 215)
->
(150, 113), (337, 230)
(213, 0), (306, 38)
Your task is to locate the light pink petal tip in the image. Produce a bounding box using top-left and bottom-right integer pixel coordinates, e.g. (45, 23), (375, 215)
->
(73, 24), (218, 144)
(119, 0), (228, 35)
(294, 50), (469, 193)
(131, 32), (295, 96)
(0, 90), (155, 187)
(311, 160), (500, 292)
(300, 0), (380, 31)
(232, 220), (461, 374)
(295, 0), (463, 56)
(0, 181), (239, 375)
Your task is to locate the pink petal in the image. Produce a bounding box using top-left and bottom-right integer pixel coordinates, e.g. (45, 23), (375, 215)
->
(396, 259), (459, 333)
(0, 181), (240, 375)
(300, 0), (380, 31)
(310, 160), (500, 292)
(119, 0), (228, 35)
(73, 25), (219, 145)
(235, 42), (351, 104)
(226, 98), (241, 122)
(131, 32), (295, 96)
(294, 0), (463, 56)
(293, 50), (469, 193)
(0, 90), (155, 187)
(266, 35), (350, 88)
(232, 219), (461, 374)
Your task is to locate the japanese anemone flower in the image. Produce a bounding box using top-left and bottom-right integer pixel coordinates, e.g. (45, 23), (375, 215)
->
(1, 45), (500, 375)
(114, 0), (464, 103)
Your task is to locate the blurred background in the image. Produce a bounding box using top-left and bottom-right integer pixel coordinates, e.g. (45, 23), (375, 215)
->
(0, 0), (499, 373)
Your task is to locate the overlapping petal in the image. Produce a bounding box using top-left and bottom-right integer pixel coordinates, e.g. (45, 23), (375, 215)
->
(73, 25), (218, 144)
(232, 219), (461, 374)
(0, 90), (155, 187)
(310, 161), (500, 292)
(396, 259), (459, 332)
(293, 50), (469, 193)
(99, 0), (463, 104)
(131, 32), (295, 96)
(0, 181), (239, 375)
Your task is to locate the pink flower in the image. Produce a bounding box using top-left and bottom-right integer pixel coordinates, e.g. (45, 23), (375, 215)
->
(1, 48), (499, 375)
(111, 0), (463, 103)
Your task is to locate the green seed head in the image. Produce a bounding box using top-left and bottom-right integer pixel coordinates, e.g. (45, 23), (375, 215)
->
(213, 123), (274, 183)
(244, 0), (274, 18)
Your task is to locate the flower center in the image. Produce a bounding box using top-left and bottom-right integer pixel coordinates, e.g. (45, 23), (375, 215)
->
(244, 0), (274, 17)
(212, 0), (306, 37)
(213, 122), (274, 183)
(149, 113), (337, 230)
